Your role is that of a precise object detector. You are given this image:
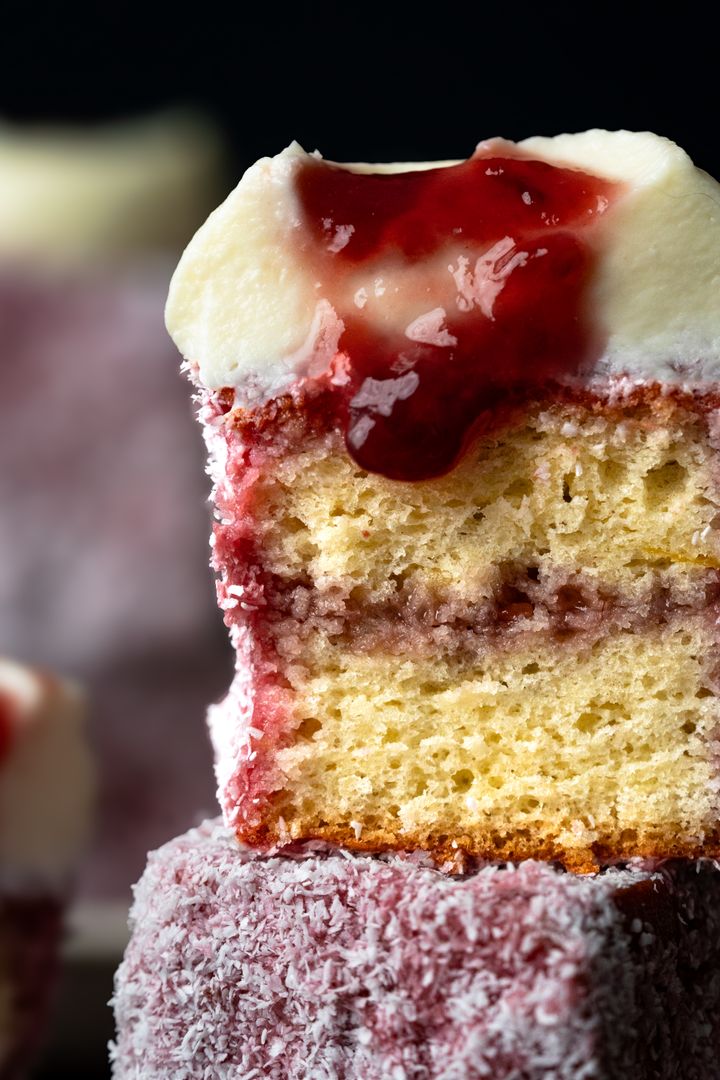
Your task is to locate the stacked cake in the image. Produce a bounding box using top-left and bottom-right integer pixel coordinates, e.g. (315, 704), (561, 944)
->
(113, 131), (720, 1077)
(0, 659), (92, 1076)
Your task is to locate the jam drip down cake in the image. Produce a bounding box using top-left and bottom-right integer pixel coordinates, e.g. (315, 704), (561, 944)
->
(0, 659), (92, 1077)
(167, 130), (720, 869)
(111, 821), (720, 1080)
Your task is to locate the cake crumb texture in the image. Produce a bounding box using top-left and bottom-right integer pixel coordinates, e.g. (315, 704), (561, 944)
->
(234, 620), (720, 869)
(209, 391), (720, 865)
(245, 396), (720, 599)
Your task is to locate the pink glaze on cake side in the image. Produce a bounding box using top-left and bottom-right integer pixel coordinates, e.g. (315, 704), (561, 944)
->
(112, 821), (720, 1080)
(202, 396), (296, 832)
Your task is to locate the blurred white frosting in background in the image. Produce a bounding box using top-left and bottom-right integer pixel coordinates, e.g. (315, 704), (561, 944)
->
(0, 111), (225, 259)
(0, 658), (93, 888)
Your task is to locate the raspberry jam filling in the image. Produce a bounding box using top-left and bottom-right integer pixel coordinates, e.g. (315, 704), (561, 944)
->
(295, 151), (619, 480)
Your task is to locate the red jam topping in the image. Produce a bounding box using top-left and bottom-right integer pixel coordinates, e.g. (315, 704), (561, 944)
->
(295, 149), (619, 480)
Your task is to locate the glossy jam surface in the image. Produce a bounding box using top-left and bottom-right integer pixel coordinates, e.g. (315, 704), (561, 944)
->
(295, 152), (619, 480)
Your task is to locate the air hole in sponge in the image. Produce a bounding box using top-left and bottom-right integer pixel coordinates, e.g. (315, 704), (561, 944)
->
(452, 769), (474, 793)
(297, 716), (322, 741)
(556, 585), (586, 613)
(496, 585), (534, 624)
(503, 478), (533, 503)
(284, 515), (309, 535)
(643, 459), (688, 504)
(575, 711), (601, 733)
(412, 775), (428, 797)
(562, 476), (573, 502)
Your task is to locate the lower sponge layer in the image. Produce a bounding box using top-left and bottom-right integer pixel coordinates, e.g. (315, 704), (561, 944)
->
(269, 620), (720, 868)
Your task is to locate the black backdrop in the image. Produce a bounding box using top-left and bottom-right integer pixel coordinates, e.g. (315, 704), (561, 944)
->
(2, 5), (718, 177)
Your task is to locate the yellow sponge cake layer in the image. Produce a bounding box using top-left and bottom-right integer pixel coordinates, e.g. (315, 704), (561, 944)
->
(250, 394), (720, 605)
(205, 387), (720, 868)
(268, 620), (720, 870)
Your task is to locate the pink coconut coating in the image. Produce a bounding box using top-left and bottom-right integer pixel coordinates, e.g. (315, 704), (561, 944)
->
(201, 393), (296, 832)
(111, 821), (720, 1079)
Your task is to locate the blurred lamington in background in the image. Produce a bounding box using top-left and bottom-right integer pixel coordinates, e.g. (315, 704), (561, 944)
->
(0, 110), (232, 911)
(0, 658), (92, 1075)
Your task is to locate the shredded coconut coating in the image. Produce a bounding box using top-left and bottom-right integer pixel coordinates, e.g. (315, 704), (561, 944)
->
(111, 822), (720, 1079)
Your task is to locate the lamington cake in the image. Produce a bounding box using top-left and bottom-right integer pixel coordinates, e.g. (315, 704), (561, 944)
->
(112, 820), (720, 1080)
(0, 658), (93, 1077)
(166, 130), (720, 870)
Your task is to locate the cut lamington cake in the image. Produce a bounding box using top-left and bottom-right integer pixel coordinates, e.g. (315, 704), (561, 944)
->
(167, 130), (720, 870)
(0, 658), (93, 1076)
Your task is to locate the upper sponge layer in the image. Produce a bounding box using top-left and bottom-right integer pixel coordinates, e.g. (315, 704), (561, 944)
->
(238, 394), (720, 600)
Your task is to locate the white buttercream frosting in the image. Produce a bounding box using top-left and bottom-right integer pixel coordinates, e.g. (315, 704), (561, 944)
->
(166, 131), (720, 402)
(0, 659), (93, 887)
(520, 132), (720, 385)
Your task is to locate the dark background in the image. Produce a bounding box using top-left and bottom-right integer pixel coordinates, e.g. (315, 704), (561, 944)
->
(2, 6), (718, 177)
(4, 4), (716, 1077)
